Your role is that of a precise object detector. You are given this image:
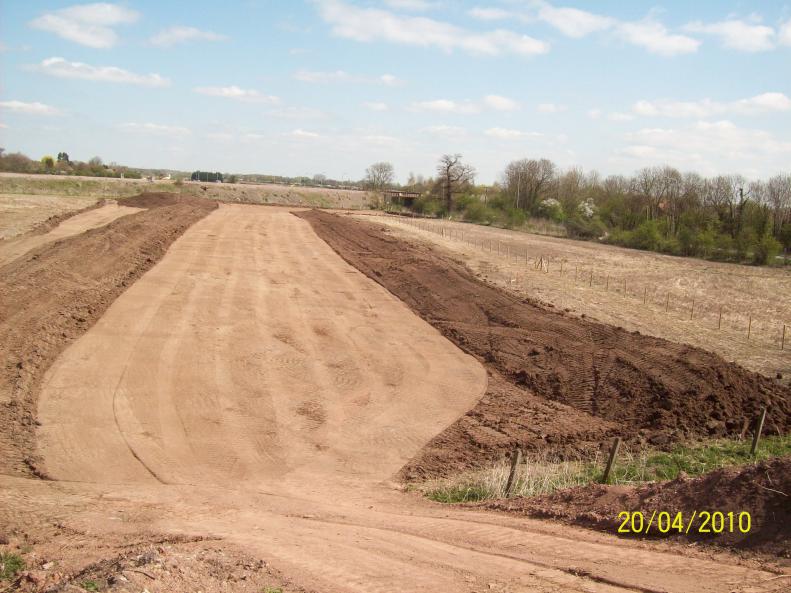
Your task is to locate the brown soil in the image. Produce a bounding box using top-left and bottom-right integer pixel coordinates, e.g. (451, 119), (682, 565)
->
(481, 457), (791, 558)
(298, 210), (791, 479)
(0, 192), (217, 477)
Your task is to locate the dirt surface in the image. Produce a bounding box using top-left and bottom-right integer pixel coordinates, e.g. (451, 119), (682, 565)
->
(0, 192), (217, 477)
(0, 201), (144, 266)
(182, 180), (375, 208)
(368, 214), (791, 380)
(299, 210), (791, 478)
(482, 457), (791, 558)
(2, 202), (789, 592)
(0, 193), (102, 239)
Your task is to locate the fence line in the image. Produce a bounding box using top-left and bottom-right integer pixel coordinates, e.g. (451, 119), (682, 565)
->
(396, 216), (790, 352)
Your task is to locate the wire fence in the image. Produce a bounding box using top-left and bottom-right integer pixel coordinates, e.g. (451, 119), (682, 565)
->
(394, 216), (790, 353)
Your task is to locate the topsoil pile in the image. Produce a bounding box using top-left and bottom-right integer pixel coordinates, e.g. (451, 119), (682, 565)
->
(0, 193), (217, 477)
(299, 211), (791, 479)
(483, 457), (791, 556)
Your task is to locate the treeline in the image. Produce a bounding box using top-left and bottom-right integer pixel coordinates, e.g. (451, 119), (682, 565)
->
(380, 156), (791, 266)
(0, 149), (143, 179)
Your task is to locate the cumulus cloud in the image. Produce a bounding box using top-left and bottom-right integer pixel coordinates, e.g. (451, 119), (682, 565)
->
(383, 0), (437, 10)
(537, 102), (566, 113)
(363, 101), (389, 111)
(29, 3), (139, 48)
(31, 57), (170, 86)
(684, 19), (775, 52)
(421, 125), (467, 137)
(410, 99), (480, 114)
(608, 112), (635, 122)
(536, 3), (614, 38)
(484, 94), (519, 111)
(633, 92), (791, 118)
(0, 100), (61, 116)
(485, 127), (541, 139)
(316, 0), (549, 57)
(194, 86), (279, 103)
(616, 20), (700, 56)
(148, 26), (226, 47)
(290, 129), (321, 139)
(781, 20), (791, 46)
(467, 7), (512, 21)
(294, 70), (402, 85)
(119, 122), (191, 135)
(618, 120), (791, 174)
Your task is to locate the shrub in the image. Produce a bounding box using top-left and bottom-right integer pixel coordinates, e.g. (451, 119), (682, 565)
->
(752, 233), (782, 265)
(629, 220), (661, 251)
(502, 207), (526, 229)
(0, 553), (25, 580)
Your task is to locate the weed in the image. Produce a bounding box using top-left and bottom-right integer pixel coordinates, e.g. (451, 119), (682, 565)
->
(262, 588), (283, 593)
(81, 580), (100, 591)
(422, 435), (791, 503)
(0, 552), (25, 581)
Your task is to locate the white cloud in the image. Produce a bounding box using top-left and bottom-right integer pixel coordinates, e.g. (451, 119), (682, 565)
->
(781, 20), (791, 46)
(421, 124), (467, 137)
(537, 3), (614, 38)
(410, 99), (480, 114)
(119, 122), (191, 135)
(148, 26), (226, 47)
(484, 94), (519, 111)
(383, 0), (436, 11)
(537, 102), (566, 113)
(618, 120), (791, 175)
(266, 107), (327, 119)
(29, 3), (139, 48)
(294, 70), (402, 85)
(0, 123), (7, 129)
(485, 127), (536, 139)
(608, 112), (635, 122)
(633, 92), (791, 118)
(587, 108), (602, 119)
(31, 57), (170, 86)
(684, 19), (774, 52)
(468, 7), (512, 21)
(617, 20), (700, 56)
(290, 129), (321, 139)
(363, 101), (389, 111)
(0, 100), (61, 116)
(316, 0), (549, 57)
(194, 86), (279, 103)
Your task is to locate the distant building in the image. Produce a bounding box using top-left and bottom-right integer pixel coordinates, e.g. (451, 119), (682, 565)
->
(383, 189), (421, 207)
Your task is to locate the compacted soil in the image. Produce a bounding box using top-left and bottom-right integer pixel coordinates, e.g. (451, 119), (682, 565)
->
(299, 210), (791, 479)
(1, 200), (788, 592)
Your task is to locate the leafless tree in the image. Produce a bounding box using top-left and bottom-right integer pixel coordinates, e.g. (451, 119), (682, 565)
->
(766, 174), (791, 234)
(365, 162), (395, 191)
(503, 158), (555, 212)
(437, 154), (475, 213)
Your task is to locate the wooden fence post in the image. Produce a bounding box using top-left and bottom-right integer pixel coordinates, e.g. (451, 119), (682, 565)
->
(718, 305), (723, 330)
(589, 271), (593, 287)
(602, 437), (621, 484)
(747, 314), (752, 340)
(643, 286), (647, 305)
(690, 299), (694, 320)
(505, 448), (523, 497)
(782, 324), (786, 350)
(665, 292), (670, 313)
(750, 408), (767, 456)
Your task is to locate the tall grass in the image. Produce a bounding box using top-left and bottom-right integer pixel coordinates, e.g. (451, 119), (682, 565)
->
(422, 435), (791, 504)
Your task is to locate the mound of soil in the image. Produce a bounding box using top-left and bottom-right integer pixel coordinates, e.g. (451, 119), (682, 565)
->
(299, 211), (791, 478)
(0, 193), (217, 477)
(483, 457), (791, 556)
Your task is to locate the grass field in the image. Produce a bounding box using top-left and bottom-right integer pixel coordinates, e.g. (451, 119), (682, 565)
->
(366, 213), (791, 381)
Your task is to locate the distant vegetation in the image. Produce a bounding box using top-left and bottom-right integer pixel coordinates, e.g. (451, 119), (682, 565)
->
(0, 148), (144, 179)
(374, 155), (791, 266)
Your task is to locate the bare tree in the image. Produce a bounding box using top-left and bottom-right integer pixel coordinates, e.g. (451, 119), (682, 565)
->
(503, 158), (555, 212)
(437, 154), (475, 213)
(365, 162), (395, 191)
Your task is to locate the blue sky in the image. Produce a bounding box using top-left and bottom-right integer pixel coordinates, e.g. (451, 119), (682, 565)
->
(1, 1), (790, 183)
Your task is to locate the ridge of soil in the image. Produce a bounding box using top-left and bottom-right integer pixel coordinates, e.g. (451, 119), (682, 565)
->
(298, 210), (791, 479)
(0, 192), (217, 477)
(480, 457), (791, 557)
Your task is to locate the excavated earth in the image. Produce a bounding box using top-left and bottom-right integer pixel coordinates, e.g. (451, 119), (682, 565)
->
(298, 210), (791, 479)
(0, 193), (217, 476)
(482, 457), (791, 557)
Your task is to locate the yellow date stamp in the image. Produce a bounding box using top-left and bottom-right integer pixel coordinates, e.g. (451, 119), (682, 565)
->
(617, 511), (752, 535)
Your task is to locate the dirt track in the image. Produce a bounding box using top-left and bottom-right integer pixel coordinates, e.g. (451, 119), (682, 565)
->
(1, 201), (788, 591)
(299, 210), (791, 477)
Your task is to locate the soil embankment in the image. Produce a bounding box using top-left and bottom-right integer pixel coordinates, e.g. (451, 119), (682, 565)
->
(298, 210), (791, 479)
(0, 193), (217, 477)
(483, 457), (791, 557)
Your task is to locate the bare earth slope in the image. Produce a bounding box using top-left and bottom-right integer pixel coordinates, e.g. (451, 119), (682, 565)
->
(0, 201), (144, 266)
(0, 193), (217, 476)
(298, 210), (791, 478)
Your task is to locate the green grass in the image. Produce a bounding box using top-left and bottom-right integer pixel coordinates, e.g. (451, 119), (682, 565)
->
(423, 435), (791, 504)
(0, 552), (25, 581)
(261, 588), (283, 593)
(81, 580), (100, 591)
